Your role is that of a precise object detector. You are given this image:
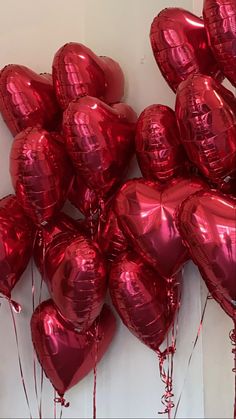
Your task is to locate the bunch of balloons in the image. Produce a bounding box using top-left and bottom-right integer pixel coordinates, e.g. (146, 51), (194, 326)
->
(0, 0), (235, 417)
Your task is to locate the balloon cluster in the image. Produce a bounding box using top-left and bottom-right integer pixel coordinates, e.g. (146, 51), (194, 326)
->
(0, 0), (235, 416)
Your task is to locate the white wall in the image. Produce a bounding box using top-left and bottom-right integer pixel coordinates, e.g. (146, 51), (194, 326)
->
(0, 1), (233, 418)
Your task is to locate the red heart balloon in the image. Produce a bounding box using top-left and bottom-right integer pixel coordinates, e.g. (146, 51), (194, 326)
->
(203, 0), (236, 87)
(10, 127), (72, 225)
(68, 175), (99, 217)
(109, 251), (180, 351)
(44, 231), (107, 332)
(178, 190), (236, 320)
(97, 202), (129, 263)
(53, 42), (124, 110)
(33, 212), (82, 275)
(150, 8), (222, 92)
(176, 74), (236, 188)
(135, 104), (187, 182)
(0, 65), (59, 136)
(115, 177), (206, 278)
(31, 301), (116, 397)
(0, 195), (34, 300)
(63, 96), (136, 197)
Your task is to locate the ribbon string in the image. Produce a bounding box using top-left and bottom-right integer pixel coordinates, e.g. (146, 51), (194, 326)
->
(229, 322), (236, 419)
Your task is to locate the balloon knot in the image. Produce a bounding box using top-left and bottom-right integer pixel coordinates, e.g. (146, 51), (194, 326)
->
(54, 397), (70, 408)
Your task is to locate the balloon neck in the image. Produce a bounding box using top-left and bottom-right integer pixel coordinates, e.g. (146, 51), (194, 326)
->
(0, 295), (21, 313)
(54, 396), (70, 408)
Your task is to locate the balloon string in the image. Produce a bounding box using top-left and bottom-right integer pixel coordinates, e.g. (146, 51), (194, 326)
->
(93, 321), (100, 419)
(8, 301), (33, 419)
(54, 389), (57, 419)
(229, 321), (236, 419)
(173, 294), (210, 418)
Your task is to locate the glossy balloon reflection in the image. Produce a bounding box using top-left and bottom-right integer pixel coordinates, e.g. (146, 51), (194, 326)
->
(203, 0), (236, 87)
(0, 195), (34, 299)
(0, 65), (59, 135)
(45, 231), (107, 331)
(53, 42), (124, 110)
(135, 104), (187, 182)
(10, 127), (72, 225)
(115, 177), (206, 278)
(178, 190), (236, 320)
(31, 301), (116, 396)
(176, 74), (236, 187)
(150, 8), (222, 92)
(63, 96), (136, 197)
(109, 251), (180, 351)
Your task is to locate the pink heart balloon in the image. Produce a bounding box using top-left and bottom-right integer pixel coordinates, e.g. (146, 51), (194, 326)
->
(109, 251), (180, 351)
(63, 96), (136, 198)
(0, 65), (59, 135)
(53, 42), (124, 110)
(178, 190), (236, 321)
(150, 8), (222, 92)
(10, 127), (72, 225)
(45, 231), (107, 332)
(0, 195), (34, 300)
(176, 74), (236, 188)
(203, 0), (236, 87)
(135, 104), (187, 182)
(31, 301), (116, 397)
(115, 177), (206, 278)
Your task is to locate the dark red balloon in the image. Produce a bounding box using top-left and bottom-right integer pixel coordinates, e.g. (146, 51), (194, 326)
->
(10, 127), (72, 225)
(63, 96), (135, 197)
(109, 251), (180, 352)
(53, 42), (124, 110)
(31, 301), (116, 397)
(178, 190), (236, 321)
(150, 8), (222, 92)
(135, 104), (187, 182)
(97, 203), (129, 263)
(0, 195), (34, 299)
(176, 74), (236, 188)
(68, 175), (99, 217)
(44, 231), (107, 331)
(33, 212), (81, 275)
(115, 177), (206, 279)
(203, 0), (236, 87)
(0, 64), (59, 136)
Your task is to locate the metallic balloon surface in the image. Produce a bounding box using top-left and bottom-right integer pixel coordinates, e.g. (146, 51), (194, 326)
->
(97, 203), (129, 263)
(53, 42), (124, 110)
(31, 301), (116, 396)
(135, 104), (187, 182)
(68, 175), (99, 217)
(203, 0), (236, 87)
(0, 65), (59, 136)
(0, 195), (34, 299)
(34, 212), (81, 275)
(150, 8), (222, 92)
(176, 74), (236, 187)
(45, 231), (107, 331)
(109, 251), (180, 351)
(115, 177), (206, 278)
(10, 127), (72, 225)
(63, 96), (136, 197)
(177, 190), (236, 320)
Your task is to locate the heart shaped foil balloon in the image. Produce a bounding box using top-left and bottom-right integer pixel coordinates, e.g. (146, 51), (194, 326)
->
(135, 104), (187, 182)
(115, 177), (206, 279)
(0, 65), (60, 136)
(53, 42), (124, 110)
(176, 74), (236, 188)
(0, 195), (34, 300)
(44, 231), (107, 331)
(63, 96), (136, 198)
(10, 127), (73, 225)
(31, 301), (116, 397)
(203, 0), (236, 87)
(109, 251), (180, 351)
(68, 175), (99, 217)
(33, 212), (81, 275)
(177, 190), (236, 320)
(150, 8), (222, 92)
